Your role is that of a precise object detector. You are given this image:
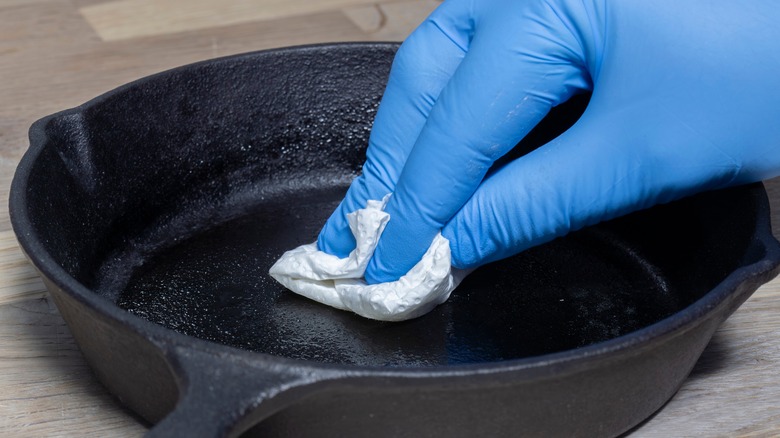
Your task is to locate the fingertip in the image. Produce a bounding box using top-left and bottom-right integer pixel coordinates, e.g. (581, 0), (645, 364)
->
(363, 257), (398, 285)
(364, 216), (441, 284)
(316, 212), (356, 258)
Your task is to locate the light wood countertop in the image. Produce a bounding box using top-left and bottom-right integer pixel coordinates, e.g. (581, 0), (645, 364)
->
(1, 1), (778, 436)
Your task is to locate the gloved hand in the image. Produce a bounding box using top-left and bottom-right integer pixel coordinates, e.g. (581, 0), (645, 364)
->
(318, 0), (780, 284)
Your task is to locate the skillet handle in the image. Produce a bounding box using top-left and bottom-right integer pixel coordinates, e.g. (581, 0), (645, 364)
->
(146, 344), (339, 438)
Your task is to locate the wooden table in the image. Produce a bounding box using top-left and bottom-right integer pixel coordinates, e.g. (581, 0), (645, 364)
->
(1, 1), (778, 436)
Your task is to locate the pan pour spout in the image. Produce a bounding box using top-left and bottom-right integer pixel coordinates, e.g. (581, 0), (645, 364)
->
(269, 194), (468, 321)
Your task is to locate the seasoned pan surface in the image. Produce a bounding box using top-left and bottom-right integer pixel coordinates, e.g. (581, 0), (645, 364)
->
(113, 181), (747, 367)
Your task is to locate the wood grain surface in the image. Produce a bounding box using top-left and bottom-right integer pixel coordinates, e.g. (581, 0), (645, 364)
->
(1, 0), (778, 436)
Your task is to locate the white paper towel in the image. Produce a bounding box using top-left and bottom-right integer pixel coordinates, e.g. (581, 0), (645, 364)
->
(269, 195), (465, 321)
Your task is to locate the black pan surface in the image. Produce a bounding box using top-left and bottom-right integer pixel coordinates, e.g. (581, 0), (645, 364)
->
(113, 181), (738, 367)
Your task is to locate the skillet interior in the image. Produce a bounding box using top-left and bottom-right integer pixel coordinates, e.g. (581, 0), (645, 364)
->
(21, 43), (764, 368)
(113, 180), (760, 367)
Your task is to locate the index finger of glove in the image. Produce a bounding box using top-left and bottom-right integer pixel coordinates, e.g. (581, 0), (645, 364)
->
(316, 0), (470, 257)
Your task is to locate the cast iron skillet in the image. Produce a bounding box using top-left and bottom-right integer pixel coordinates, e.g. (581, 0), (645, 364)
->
(9, 43), (780, 437)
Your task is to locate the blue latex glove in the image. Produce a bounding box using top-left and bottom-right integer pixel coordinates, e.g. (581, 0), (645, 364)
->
(318, 0), (780, 284)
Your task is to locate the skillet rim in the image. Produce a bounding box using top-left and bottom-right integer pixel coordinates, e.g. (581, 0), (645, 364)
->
(9, 41), (780, 383)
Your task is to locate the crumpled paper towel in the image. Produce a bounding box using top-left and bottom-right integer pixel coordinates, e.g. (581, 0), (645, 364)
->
(269, 195), (465, 321)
